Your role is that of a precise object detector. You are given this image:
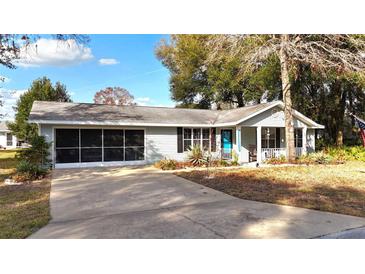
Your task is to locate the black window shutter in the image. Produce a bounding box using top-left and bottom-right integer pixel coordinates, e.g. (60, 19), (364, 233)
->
(276, 128), (281, 148)
(177, 127), (183, 153)
(211, 128), (216, 152)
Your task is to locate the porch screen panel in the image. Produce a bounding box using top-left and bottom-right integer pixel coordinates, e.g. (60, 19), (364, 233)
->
(275, 128), (281, 148)
(261, 127), (276, 148)
(55, 129), (80, 163)
(81, 129), (102, 162)
(125, 130), (145, 161)
(295, 129), (303, 147)
(104, 129), (124, 161)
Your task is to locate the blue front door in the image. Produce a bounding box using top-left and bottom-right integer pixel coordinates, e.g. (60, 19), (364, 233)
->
(221, 129), (232, 159)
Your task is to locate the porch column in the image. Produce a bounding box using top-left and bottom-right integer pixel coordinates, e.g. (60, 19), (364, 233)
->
(256, 126), (262, 163)
(235, 126), (241, 162)
(302, 126), (307, 155)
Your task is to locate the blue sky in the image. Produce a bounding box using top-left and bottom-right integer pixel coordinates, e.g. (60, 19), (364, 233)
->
(0, 34), (173, 119)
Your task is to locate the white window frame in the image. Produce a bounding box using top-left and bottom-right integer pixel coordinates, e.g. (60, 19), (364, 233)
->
(182, 127), (211, 152)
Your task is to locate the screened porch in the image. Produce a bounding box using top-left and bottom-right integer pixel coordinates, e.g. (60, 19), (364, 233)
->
(238, 126), (307, 163)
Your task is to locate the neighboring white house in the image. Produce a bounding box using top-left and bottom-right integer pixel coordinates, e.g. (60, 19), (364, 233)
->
(28, 100), (324, 169)
(0, 121), (18, 149)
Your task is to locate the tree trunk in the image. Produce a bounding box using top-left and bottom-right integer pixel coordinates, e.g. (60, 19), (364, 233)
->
(279, 35), (296, 162)
(336, 130), (343, 146)
(333, 79), (346, 146)
(235, 91), (245, 107)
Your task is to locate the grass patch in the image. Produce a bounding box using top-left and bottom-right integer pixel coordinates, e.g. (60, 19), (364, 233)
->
(0, 149), (51, 238)
(0, 179), (51, 238)
(176, 161), (365, 217)
(0, 150), (18, 182)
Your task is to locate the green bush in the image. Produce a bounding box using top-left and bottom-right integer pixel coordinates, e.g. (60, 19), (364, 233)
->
(187, 145), (206, 166)
(218, 159), (229, 167)
(325, 146), (365, 162)
(13, 135), (51, 181)
(17, 135), (51, 167)
(154, 158), (178, 170)
(15, 160), (48, 181)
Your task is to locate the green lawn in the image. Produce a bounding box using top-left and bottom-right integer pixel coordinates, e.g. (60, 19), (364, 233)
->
(0, 150), (51, 238)
(176, 161), (365, 217)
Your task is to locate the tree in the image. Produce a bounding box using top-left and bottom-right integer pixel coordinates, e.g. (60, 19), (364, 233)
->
(291, 67), (365, 146)
(207, 35), (365, 161)
(0, 34), (88, 112)
(8, 77), (72, 141)
(93, 87), (136, 105)
(156, 35), (213, 108)
(155, 35), (281, 109)
(0, 34), (89, 69)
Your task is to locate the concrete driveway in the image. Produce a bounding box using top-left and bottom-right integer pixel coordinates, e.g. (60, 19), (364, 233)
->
(30, 166), (365, 239)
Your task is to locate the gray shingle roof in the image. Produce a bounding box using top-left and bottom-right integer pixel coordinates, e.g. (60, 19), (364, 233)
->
(28, 100), (323, 128)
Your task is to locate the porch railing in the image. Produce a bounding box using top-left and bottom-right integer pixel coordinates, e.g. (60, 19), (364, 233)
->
(261, 147), (304, 161)
(296, 147), (303, 157)
(261, 148), (286, 161)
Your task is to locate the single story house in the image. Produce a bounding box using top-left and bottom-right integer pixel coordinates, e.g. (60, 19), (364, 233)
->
(0, 121), (18, 149)
(28, 100), (324, 169)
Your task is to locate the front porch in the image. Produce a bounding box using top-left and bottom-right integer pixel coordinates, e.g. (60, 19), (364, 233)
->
(220, 126), (309, 163)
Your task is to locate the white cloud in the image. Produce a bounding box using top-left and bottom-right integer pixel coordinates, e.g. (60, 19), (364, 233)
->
(0, 88), (27, 120)
(98, 58), (119, 65)
(135, 97), (151, 105)
(15, 38), (93, 67)
(135, 97), (174, 108)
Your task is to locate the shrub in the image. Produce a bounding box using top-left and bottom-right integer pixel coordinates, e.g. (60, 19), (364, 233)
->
(17, 135), (51, 168)
(13, 135), (51, 181)
(218, 159), (229, 167)
(154, 158), (178, 170)
(325, 146), (365, 162)
(231, 151), (239, 166)
(325, 147), (347, 163)
(14, 160), (48, 181)
(265, 155), (287, 165)
(311, 152), (333, 164)
(297, 152), (334, 165)
(187, 145), (206, 167)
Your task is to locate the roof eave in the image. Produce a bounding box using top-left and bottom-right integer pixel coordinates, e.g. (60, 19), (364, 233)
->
(28, 119), (216, 128)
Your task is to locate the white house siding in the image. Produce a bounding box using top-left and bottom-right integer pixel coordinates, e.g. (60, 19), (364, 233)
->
(146, 127), (223, 163)
(39, 124), (54, 163)
(145, 127), (185, 163)
(307, 129), (315, 152)
(239, 106), (306, 128)
(0, 131), (17, 149)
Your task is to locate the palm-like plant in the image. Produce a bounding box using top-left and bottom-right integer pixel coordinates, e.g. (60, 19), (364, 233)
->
(187, 145), (206, 166)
